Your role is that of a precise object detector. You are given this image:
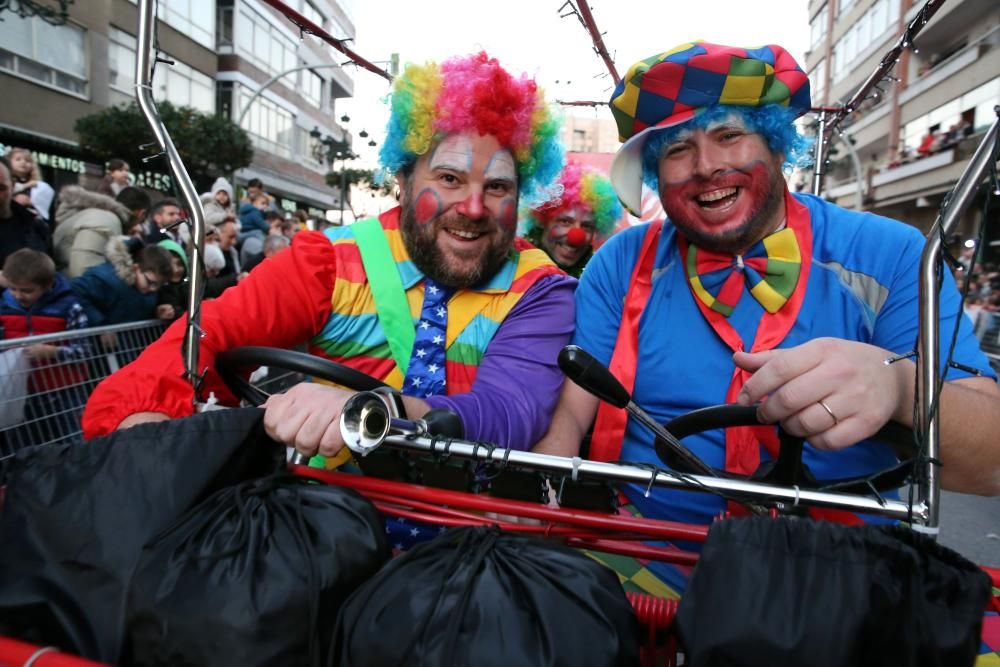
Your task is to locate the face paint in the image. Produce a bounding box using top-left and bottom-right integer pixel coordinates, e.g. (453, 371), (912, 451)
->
(497, 197), (517, 231)
(428, 134), (474, 172)
(484, 150), (516, 183)
(414, 188), (444, 226)
(399, 132), (518, 288)
(539, 206), (595, 269)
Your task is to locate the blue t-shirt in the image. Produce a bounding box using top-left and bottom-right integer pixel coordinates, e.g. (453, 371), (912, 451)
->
(575, 193), (995, 589)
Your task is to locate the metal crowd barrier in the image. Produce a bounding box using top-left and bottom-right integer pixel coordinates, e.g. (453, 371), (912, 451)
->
(0, 320), (304, 456)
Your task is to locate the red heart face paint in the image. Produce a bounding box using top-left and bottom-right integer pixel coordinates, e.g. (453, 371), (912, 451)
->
(498, 197), (517, 232)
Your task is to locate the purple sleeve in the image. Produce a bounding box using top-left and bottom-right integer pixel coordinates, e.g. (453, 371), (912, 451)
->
(424, 273), (576, 450)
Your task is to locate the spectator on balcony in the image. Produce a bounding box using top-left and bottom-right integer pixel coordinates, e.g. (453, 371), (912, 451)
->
(53, 186), (151, 278)
(72, 239), (174, 326)
(0, 158), (50, 285)
(96, 159), (132, 197)
(5, 148), (55, 223)
(916, 128), (942, 157)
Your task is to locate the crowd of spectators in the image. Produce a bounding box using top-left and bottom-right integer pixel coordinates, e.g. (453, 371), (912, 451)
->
(0, 150), (307, 338)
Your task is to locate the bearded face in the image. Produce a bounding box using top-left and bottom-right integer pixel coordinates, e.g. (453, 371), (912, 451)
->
(539, 206), (596, 269)
(398, 132), (519, 288)
(656, 117), (787, 255)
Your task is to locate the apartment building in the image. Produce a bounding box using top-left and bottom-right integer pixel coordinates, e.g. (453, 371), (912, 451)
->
(805, 0), (999, 243)
(0, 0), (356, 214)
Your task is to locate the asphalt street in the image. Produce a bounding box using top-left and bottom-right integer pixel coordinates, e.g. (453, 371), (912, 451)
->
(937, 491), (1000, 568)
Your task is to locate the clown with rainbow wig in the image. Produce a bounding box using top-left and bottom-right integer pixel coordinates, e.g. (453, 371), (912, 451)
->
(536, 41), (1000, 598)
(521, 160), (623, 277)
(84, 53), (577, 475)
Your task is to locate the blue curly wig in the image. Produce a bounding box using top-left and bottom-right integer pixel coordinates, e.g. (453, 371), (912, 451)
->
(640, 104), (813, 193)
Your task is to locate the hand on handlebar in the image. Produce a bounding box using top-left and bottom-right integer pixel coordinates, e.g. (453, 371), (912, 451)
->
(734, 337), (907, 451)
(263, 383), (354, 458)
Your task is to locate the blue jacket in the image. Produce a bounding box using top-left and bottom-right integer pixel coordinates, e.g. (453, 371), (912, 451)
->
(1, 273), (88, 345)
(238, 203), (269, 235)
(72, 262), (157, 326)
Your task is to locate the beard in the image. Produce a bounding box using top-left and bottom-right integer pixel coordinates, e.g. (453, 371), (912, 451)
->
(399, 184), (516, 289)
(662, 161), (786, 255)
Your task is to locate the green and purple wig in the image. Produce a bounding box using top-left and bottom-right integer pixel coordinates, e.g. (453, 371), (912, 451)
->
(379, 51), (564, 207)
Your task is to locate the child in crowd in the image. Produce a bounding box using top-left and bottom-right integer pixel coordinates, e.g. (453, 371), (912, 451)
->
(71, 238), (175, 326)
(0, 249), (90, 445)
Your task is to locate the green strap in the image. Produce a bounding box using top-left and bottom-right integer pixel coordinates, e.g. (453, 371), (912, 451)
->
(351, 217), (415, 375)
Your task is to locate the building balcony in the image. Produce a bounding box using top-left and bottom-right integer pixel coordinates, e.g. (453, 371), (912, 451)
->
(900, 42), (983, 107)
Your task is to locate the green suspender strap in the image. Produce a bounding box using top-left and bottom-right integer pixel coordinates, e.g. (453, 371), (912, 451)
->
(351, 217), (416, 375)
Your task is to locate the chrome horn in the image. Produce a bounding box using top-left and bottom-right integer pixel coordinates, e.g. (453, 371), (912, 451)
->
(340, 388), (419, 456)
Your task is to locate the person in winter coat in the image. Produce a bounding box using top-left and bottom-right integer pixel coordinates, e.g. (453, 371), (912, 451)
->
(237, 193), (271, 243)
(200, 177), (235, 224)
(72, 237), (174, 326)
(53, 186), (151, 278)
(0, 248), (89, 445)
(156, 239), (188, 321)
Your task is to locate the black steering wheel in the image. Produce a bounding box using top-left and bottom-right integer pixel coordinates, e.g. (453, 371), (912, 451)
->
(658, 404), (918, 495)
(215, 346), (389, 407)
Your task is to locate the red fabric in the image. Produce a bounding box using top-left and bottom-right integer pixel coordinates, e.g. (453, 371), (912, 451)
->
(589, 221), (662, 462)
(676, 191), (812, 476)
(1, 312), (87, 391)
(82, 225), (343, 438)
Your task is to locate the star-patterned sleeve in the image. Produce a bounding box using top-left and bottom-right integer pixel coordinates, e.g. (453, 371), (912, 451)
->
(423, 273), (576, 450)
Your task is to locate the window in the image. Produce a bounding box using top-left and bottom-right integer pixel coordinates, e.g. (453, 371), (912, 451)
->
(107, 27), (214, 113)
(809, 59), (827, 105)
(239, 90), (294, 158)
(300, 0), (325, 28)
(900, 77), (1000, 152)
(236, 7), (297, 75)
(125, 0), (215, 49)
(810, 4), (828, 48)
(0, 12), (87, 96)
(831, 0), (901, 84)
(838, 0), (856, 17)
(301, 68), (323, 108)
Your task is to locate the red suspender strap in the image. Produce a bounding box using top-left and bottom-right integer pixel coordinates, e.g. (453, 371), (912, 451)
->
(589, 221), (663, 462)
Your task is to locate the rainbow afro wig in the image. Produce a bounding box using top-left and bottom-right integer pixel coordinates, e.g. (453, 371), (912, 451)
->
(522, 160), (623, 236)
(379, 51), (564, 206)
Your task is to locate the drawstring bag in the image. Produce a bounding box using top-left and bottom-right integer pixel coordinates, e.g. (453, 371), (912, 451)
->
(123, 473), (389, 667)
(331, 525), (641, 667)
(0, 407), (284, 663)
(675, 517), (992, 667)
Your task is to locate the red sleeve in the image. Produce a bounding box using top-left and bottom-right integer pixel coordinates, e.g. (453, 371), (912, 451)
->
(82, 231), (339, 438)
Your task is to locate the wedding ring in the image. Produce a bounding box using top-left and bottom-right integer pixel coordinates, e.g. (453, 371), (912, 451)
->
(817, 399), (839, 425)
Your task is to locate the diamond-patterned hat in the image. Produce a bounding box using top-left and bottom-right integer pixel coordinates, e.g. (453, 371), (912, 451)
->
(609, 42), (811, 215)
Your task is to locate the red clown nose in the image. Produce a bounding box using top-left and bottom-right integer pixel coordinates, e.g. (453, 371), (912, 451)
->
(566, 227), (589, 247)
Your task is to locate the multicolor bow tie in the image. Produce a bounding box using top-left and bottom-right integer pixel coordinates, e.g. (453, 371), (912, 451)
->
(685, 227), (801, 316)
(403, 277), (454, 398)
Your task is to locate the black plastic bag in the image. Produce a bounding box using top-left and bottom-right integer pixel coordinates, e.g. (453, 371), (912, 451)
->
(0, 407), (283, 662)
(675, 517), (992, 667)
(332, 525), (640, 667)
(123, 473), (390, 667)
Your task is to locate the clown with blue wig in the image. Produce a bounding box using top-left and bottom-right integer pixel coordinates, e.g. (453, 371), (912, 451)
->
(535, 42), (1000, 596)
(84, 52), (576, 467)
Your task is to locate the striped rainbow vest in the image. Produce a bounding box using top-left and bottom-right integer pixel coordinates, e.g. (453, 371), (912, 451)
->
(309, 207), (562, 394)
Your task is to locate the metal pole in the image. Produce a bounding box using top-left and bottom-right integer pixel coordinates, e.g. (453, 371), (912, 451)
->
(135, 0), (206, 395)
(812, 110), (828, 196)
(339, 159), (346, 223)
(234, 63), (345, 131)
(916, 110), (1000, 531)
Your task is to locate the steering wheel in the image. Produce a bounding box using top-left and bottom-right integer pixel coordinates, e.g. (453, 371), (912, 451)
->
(657, 404), (918, 495)
(215, 346), (389, 408)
